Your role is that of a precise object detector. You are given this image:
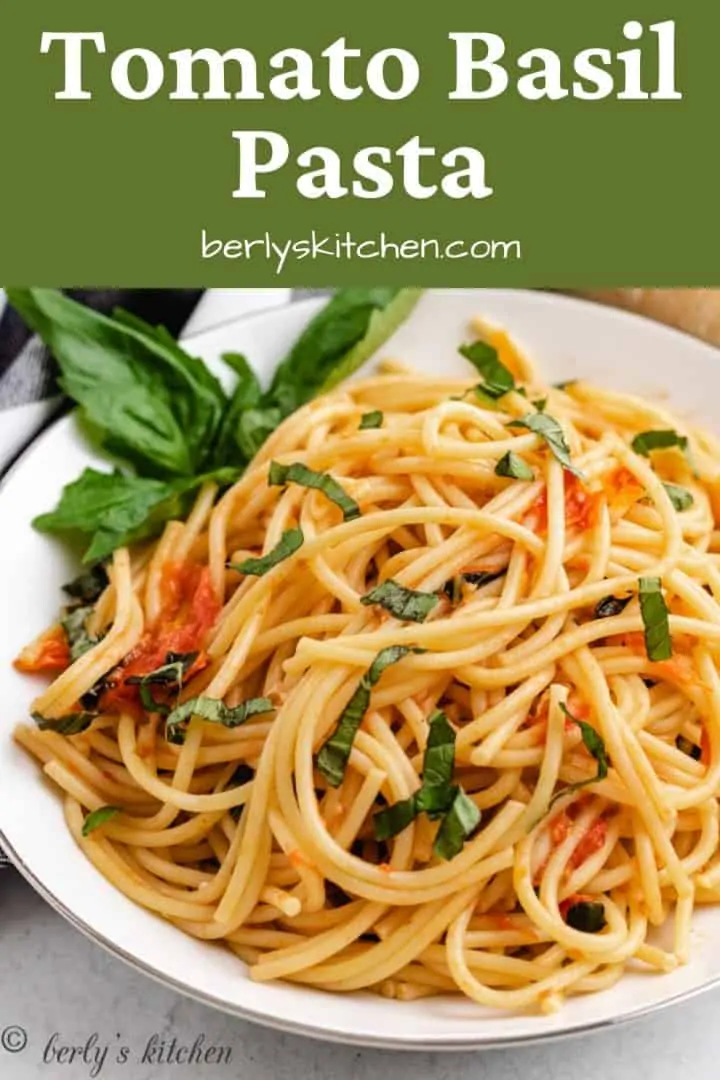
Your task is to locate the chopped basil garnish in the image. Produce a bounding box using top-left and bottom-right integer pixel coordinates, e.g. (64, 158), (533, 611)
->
(549, 704), (609, 808)
(230, 527), (304, 577)
(676, 734), (701, 761)
(317, 646), (416, 787)
(359, 411), (383, 430)
(553, 379), (577, 391)
(373, 795), (418, 841)
(62, 564), (109, 604)
(374, 712), (480, 861)
(165, 695), (274, 745)
(565, 900), (606, 933)
(459, 341), (515, 399)
(462, 569), (506, 588)
(662, 482), (694, 511)
(495, 451), (534, 481)
(594, 594), (632, 619)
(32, 710), (95, 736)
(268, 461), (360, 522)
(533, 398), (548, 413)
(361, 579), (439, 623)
(61, 606), (99, 662)
(127, 651), (198, 714)
(507, 413), (582, 478)
(443, 577), (463, 604)
(432, 788), (482, 860)
(82, 805), (120, 837)
(639, 576), (672, 662)
(631, 429), (688, 458)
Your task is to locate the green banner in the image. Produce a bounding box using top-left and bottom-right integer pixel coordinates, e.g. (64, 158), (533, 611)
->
(0, 0), (716, 283)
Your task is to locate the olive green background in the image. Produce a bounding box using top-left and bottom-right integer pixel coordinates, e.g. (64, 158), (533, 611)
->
(0, 0), (716, 284)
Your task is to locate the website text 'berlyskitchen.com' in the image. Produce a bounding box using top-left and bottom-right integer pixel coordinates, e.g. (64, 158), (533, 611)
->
(200, 229), (522, 274)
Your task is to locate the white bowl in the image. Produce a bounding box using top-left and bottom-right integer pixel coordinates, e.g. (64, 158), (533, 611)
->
(2, 289), (720, 1049)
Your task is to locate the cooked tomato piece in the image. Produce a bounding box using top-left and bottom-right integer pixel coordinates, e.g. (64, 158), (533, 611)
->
(14, 626), (71, 675)
(100, 563), (220, 714)
(569, 818), (607, 868)
(524, 474), (600, 533)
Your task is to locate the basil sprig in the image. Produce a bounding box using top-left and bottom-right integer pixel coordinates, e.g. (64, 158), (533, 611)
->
(507, 413), (582, 477)
(373, 711), (481, 860)
(361, 580), (439, 623)
(639, 576), (672, 662)
(165, 695), (274, 745)
(317, 647), (417, 787)
(11, 288), (420, 562)
(82, 806), (120, 837)
(230, 527), (304, 577)
(269, 462), (360, 521)
(459, 341), (516, 399)
(548, 703), (609, 809)
(495, 451), (534, 481)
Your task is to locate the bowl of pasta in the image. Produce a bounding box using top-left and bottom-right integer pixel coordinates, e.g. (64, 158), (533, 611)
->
(2, 287), (720, 1048)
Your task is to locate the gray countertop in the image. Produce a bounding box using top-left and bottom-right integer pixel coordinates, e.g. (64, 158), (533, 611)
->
(0, 870), (715, 1080)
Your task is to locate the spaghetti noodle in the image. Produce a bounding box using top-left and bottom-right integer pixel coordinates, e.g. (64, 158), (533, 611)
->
(14, 321), (720, 1013)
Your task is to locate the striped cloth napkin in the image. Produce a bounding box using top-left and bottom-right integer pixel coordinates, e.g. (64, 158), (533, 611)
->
(0, 287), (307, 868)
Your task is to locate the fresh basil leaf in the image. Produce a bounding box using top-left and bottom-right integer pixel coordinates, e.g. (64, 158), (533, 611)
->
(631, 429), (688, 458)
(507, 413), (582, 477)
(61, 605), (98, 662)
(82, 805), (120, 837)
(565, 900), (606, 933)
(32, 710), (95, 735)
(315, 289), (424, 396)
(594, 594), (632, 619)
(317, 646), (416, 786)
(662, 482), (694, 511)
(359, 411), (383, 430)
(6, 289), (226, 478)
(548, 704), (609, 809)
(676, 734), (701, 761)
(33, 467), (234, 565)
(267, 289), (418, 412)
(230, 527), (304, 577)
(62, 564), (109, 604)
(361, 579), (439, 623)
(459, 341), (515, 399)
(269, 462), (360, 521)
(373, 796), (418, 841)
(211, 353), (263, 467)
(495, 451), (534, 481)
(433, 787), (481, 860)
(639, 576), (672, 662)
(166, 695), (274, 745)
(235, 406), (283, 462)
(127, 651), (199, 714)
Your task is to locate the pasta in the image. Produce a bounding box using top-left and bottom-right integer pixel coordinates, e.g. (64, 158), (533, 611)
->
(14, 321), (720, 1014)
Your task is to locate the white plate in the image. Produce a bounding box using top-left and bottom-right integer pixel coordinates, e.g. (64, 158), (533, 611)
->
(2, 289), (720, 1050)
